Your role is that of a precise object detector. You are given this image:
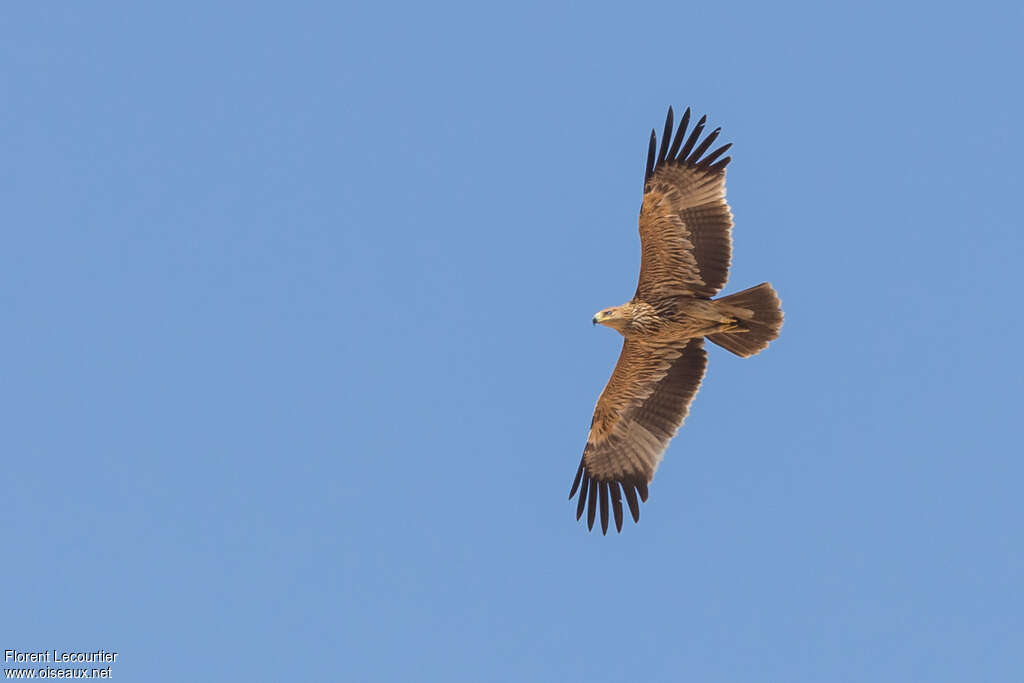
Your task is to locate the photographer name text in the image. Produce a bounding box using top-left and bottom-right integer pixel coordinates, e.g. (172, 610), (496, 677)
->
(4, 650), (118, 664)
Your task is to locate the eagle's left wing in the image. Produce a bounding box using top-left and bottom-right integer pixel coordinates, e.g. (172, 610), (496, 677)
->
(569, 337), (708, 533)
(635, 107), (734, 302)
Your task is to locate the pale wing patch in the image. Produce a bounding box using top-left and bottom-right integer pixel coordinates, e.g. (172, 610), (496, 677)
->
(652, 167), (726, 208)
(622, 421), (665, 474)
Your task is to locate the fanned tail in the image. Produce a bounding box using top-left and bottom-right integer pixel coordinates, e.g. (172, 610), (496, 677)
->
(707, 283), (783, 357)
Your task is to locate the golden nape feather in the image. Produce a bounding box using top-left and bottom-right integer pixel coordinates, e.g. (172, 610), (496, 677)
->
(570, 106), (783, 534)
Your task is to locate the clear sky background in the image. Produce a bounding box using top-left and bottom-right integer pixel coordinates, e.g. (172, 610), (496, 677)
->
(3, 2), (1022, 681)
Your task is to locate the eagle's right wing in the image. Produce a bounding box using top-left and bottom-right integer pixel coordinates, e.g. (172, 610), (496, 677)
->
(569, 337), (708, 534)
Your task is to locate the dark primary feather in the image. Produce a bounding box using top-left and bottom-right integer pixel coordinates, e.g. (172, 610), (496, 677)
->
(644, 131), (656, 191)
(666, 107), (691, 160)
(569, 461), (584, 498)
(690, 127), (721, 161)
(644, 107), (733, 186)
(701, 142), (732, 168)
(678, 114), (706, 160)
(610, 481), (624, 532)
(657, 107), (673, 164)
(574, 465), (589, 520)
(622, 484), (640, 523)
(599, 481), (609, 535)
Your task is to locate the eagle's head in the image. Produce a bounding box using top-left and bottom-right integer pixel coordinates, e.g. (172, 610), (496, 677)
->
(592, 304), (632, 334)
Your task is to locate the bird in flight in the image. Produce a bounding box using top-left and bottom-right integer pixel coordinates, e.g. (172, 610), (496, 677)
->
(569, 106), (783, 534)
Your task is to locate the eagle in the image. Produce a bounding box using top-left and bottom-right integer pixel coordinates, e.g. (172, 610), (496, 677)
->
(569, 106), (784, 534)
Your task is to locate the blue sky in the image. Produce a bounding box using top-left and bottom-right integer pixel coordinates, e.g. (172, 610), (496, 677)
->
(3, 2), (1022, 681)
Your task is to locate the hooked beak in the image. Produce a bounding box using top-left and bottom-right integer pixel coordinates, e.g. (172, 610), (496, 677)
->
(592, 312), (602, 326)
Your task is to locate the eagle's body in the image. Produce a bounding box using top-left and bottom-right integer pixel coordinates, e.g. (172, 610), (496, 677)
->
(570, 107), (784, 534)
(597, 298), (734, 339)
